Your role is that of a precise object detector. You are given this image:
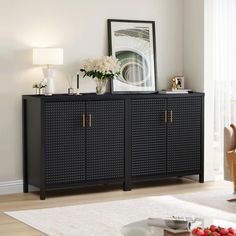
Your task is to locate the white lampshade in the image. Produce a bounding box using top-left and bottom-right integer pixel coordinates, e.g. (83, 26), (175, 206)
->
(33, 48), (63, 65)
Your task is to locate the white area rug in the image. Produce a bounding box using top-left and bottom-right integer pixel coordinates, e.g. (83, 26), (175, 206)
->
(5, 188), (236, 236)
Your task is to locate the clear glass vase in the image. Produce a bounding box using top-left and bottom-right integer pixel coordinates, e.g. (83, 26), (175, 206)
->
(95, 79), (108, 95)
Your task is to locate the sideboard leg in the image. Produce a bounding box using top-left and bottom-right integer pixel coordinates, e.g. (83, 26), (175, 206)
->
(123, 182), (131, 191)
(40, 190), (46, 200)
(199, 173), (204, 183)
(23, 182), (28, 193)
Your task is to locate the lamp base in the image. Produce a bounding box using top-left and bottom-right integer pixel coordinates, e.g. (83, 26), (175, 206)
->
(43, 68), (55, 95)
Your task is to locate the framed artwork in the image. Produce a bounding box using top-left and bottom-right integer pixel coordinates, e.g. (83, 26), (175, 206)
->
(108, 19), (157, 94)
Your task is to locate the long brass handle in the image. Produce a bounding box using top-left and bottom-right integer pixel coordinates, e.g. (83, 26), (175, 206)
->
(88, 113), (92, 127)
(164, 111), (167, 123)
(170, 110), (173, 123)
(82, 114), (85, 128)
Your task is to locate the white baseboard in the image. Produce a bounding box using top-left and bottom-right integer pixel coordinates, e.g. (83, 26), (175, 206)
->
(0, 180), (23, 195)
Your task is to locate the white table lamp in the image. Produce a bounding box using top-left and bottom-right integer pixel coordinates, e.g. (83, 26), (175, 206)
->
(33, 48), (63, 95)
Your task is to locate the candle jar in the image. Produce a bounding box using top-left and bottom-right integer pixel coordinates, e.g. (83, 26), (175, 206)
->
(68, 88), (74, 95)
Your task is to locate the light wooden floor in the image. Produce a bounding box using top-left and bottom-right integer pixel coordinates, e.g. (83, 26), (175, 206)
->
(0, 179), (232, 236)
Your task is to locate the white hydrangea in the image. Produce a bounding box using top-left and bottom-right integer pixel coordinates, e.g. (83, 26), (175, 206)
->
(83, 56), (121, 74)
(83, 59), (97, 71)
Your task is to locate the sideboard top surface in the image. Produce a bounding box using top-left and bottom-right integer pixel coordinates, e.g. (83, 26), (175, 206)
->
(23, 92), (204, 102)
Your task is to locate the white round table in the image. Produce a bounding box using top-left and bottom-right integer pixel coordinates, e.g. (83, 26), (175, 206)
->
(121, 220), (165, 236)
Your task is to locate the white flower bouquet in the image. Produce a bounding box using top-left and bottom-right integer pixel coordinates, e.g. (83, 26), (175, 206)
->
(32, 80), (47, 89)
(32, 80), (47, 95)
(80, 56), (121, 80)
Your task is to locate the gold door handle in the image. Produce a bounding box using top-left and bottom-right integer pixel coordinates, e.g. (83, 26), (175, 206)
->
(88, 113), (92, 127)
(164, 111), (167, 123)
(82, 114), (85, 128)
(170, 110), (173, 123)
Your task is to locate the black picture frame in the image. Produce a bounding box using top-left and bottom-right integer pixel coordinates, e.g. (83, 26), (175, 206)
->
(108, 19), (157, 94)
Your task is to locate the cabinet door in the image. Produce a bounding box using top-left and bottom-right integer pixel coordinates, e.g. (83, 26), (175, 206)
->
(167, 97), (201, 174)
(44, 101), (86, 185)
(131, 99), (167, 177)
(86, 100), (125, 181)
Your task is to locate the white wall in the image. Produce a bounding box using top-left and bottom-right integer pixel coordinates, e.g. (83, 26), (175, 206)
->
(183, 0), (204, 91)
(184, 0), (215, 181)
(0, 0), (184, 182)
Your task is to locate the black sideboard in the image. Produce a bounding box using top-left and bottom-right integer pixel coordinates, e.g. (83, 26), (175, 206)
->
(22, 93), (204, 200)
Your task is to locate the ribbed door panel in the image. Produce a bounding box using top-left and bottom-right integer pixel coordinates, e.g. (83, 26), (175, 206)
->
(44, 101), (86, 185)
(167, 97), (201, 174)
(86, 100), (125, 180)
(131, 99), (167, 177)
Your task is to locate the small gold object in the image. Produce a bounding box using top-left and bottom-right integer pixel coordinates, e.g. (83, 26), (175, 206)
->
(88, 114), (92, 127)
(171, 76), (185, 90)
(82, 114), (85, 128)
(171, 78), (177, 91)
(165, 111), (167, 123)
(170, 110), (173, 123)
